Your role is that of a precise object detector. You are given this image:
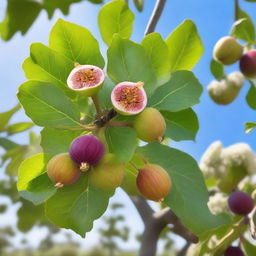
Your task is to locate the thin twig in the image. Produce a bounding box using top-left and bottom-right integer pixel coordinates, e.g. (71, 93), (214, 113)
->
(234, 0), (239, 21)
(107, 121), (133, 127)
(144, 0), (167, 35)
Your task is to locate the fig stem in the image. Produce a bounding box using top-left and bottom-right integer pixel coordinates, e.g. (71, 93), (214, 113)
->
(234, 0), (239, 21)
(107, 122), (133, 127)
(91, 94), (102, 116)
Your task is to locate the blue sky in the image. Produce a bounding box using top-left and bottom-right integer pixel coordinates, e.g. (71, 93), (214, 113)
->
(1, 0), (256, 252)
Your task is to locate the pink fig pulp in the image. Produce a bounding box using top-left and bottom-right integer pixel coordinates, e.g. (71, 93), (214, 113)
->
(111, 81), (147, 115)
(67, 64), (105, 96)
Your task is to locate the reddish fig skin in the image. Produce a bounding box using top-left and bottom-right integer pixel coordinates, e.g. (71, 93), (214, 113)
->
(213, 36), (243, 65)
(111, 81), (147, 116)
(89, 154), (125, 190)
(67, 64), (105, 96)
(134, 108), (166, 142)
(239, 50), (256, 78)
(224, 246), (244, 256)
(69, 134), (105, 171)
(228, 190), (254, 215)
(47, 153), (81, 188)
(136, 164), (172, 202)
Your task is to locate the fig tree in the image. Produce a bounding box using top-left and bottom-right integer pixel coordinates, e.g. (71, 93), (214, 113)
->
(47, 153), (81, 188)
(111, 81), (147, 115)
(136, 164), (172, 201)
(69, 134), (105, 171)
(134, 108), (166, 142)
(228, 190), (254, 215)
(89, 154), (125, 190)
(239, 50), (256, 78)
(67, 64), (105, 96)
(213, 36), (243, 65)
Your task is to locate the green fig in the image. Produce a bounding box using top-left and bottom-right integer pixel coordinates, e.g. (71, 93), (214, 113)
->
(213, 36), (243, 65)
(134, 108), (166, 142)
(89, 154), (125, 190)
(47, 153), (81, 188)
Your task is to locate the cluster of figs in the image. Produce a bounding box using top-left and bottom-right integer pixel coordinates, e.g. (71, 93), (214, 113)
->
(223, 190), (255, 256)
(47, 63), (171, 202)
(208, 36), (256, 105)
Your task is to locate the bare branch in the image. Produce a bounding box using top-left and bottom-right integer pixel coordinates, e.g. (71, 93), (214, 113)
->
(144, 0), (167, 36)
(129, 196), (154, 224)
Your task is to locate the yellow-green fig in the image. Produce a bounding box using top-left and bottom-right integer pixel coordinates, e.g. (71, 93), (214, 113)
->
(89, 154), (125, 190)
(134, 108), (166, 142)
(213, 36), (243, 65)
(136, 164), (172, 201)
(47, 153), (81, 188)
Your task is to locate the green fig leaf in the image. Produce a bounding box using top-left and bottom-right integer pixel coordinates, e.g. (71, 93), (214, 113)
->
(17, 81), (81, 128)
(98, 0), (134, 46)
(246, 81), (256, 110)
(41, 128), (81, 155)
(17, 153), (56, 205)
(161, 108), (199, 141)
(148, 70), (203, 111)
(45, 175), (113, 237)
(23, 43), (75, 97)
(49, 19), (104, 67)
(105, 126), (137, 162)
(166, 19), (204, 72)
(107, 35), (157, 96)
(142, 32), (171, 86)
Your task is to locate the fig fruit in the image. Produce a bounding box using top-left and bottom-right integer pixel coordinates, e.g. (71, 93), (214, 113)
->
(89, 154), (125, 190)
(134, 108), (166, 142)
(47, 153), (81, 188)
(67, 64), (105, 96)
(224, 246), (244, 256)
(213, 36), (243, 65)
(239, 50), (256, 78)
(136, 164), (171, 201)
(111, 81), (147, 115)
(69, 134), (105, 171)
(207, 72), (244, 105)
(228, 190), (254, 215)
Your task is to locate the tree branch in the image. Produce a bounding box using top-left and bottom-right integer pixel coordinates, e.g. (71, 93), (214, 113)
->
(129, 197), (198, 256)
(144, 0), (167, 36)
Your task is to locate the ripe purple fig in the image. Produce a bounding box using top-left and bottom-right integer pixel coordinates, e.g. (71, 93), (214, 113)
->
(228, 190), (254, 215)
(213, 36), (243, 65)
(67, 64), (105, 96)
(69, 135), (105, 171)
(239, 50), (256, 78)
(136, 164), (172, 202)
(134, 108), (166, 142)
(89, 154), (125, 190)
(224, 246), (244, 256)
(47, 153), (81, 188)
(111, 81), (147, 115)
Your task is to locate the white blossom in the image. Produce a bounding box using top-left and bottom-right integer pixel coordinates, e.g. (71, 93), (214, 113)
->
(208, 193), (228, 215)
